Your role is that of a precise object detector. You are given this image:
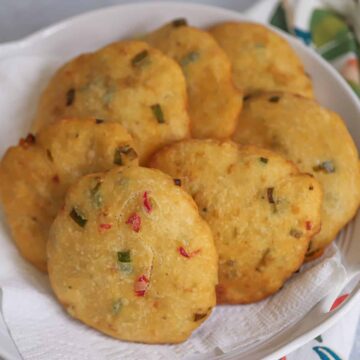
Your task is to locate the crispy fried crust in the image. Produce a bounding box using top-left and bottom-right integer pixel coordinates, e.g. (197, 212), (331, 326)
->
(232, 92), (360, 260)
(0, 118), (138, 271)
(34, 40), (190, 163)
(209, 22), (313, 98)
(149, 140), (322, 303)
(48, 166), (217, 343)
(146, 21), (242, 139)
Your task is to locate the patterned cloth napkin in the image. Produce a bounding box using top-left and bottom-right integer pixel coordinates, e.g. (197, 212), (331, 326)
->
(270, 0), (360, 97)
(246, 1), (360, 359)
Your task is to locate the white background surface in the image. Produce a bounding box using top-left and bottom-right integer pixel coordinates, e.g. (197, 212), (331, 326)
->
(0, 0), (359, 359)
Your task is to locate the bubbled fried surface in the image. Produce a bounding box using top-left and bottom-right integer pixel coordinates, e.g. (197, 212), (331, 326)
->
(232, 92), (360, 260)
(149, 140), (322, 304)
(209, 22), (313, 98)
(34, 40), (190, 163)
(0, 118), (138, 271)
(146, 20), (242, 139)
(47, 166), (217, 343)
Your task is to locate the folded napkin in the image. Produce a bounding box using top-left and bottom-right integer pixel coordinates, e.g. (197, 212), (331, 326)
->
(0, 56), (347, 359)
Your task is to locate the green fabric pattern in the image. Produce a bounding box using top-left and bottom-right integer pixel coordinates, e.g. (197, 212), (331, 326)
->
(270, 3), (360, 98)
(349, 80), (360, 97)
(311, 9), (358, 61)
(270, 3), (289, 33)
(310, 9), (348, 48)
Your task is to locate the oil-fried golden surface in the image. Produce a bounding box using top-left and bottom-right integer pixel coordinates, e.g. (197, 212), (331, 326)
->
(149, 140), (322, 304)
(34, 40), (190, 163)
(146, 21), (242, 139)
(232, 92), (360, 260)
(48, 166), (217, 343)
(209, 22), (313, 98)
(0, 118), (138, 271)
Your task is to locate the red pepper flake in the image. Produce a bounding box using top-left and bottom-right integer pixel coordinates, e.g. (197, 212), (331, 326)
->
(330, 293), (349, 311)
(143, 191), (152, 213)
(19, 133), (36, 148)
(126, 213), (141, 232)
(100, 223), (112, 230)
(305, 221), (312, 231)
(134, 275), (149, 297)
(179, 246), (190, 258)
(178, 246), (200, 258)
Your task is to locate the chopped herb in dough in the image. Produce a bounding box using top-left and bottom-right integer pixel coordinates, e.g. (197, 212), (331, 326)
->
(180, 51), (200, 67)
(150, 104), (165, 124)
(90, 180), (102, 208)
(114, 145), (138, 165)
(112, 299), (123, 315)
(313, 160), (335, 173)
(172, 18), (187, 27)
(118, 250), (131, 263)
(117, 250), (132, 273)
(269, 95), (280, 103)
(131, 50), (149, 67)
(66, 88), (75, 106)
(70, 208), (87, 227)
(289, 228), (303, 238)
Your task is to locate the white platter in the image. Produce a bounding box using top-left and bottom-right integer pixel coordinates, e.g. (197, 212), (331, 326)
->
(0, 2), (359, 360)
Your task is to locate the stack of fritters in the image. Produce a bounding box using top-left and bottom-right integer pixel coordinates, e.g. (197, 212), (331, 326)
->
(0, 19), (358, 344)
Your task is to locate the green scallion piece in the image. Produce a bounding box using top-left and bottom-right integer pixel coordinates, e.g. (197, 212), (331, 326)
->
(117, 250), (132, 273)
(119, 145), (138, 160)
(313, 160), (335, 173)
(66, 88), (75, 106)
(180, 51), (200, 67)
(114, 145), (138, 165)
(114, 147), (124, 165)
(289, 228), (302, 239)
(90, 180), (102, 208)
(131, 50), (149, 67)
(117, 250), (131, 263)
(151, 104), (165, 124)
(112, 299), (123, 315)
(269, 95), (280, 103)
(70, 208), (87, 228)
(172, 18), (188, 27)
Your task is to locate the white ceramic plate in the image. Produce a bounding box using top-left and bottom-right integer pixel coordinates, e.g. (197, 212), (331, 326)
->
(0, 2), (359, 360)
